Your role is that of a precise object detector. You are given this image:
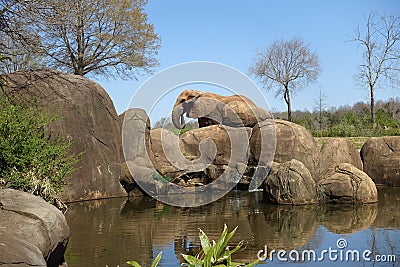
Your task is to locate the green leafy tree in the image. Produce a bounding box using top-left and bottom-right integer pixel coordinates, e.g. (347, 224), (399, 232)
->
(0, 91), (78, 208)
(1, 0), (160, 78)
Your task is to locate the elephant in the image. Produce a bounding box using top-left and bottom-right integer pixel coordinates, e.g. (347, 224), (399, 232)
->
(172, 89), (270, 129)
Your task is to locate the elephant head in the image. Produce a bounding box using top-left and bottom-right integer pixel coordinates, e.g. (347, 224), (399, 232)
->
(172, 89), (202, 129)
(172, 89), (228, 129)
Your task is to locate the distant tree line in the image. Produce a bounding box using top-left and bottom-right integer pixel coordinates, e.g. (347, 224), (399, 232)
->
(274, 97), (400, 137)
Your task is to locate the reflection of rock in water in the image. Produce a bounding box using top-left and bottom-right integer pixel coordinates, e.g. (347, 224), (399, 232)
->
(248, 204), (318, 251)
(65, 189), (400, 266)
(120, 197), (157, 215)
(373, 186), (400, 228)
(318, 204), (378, 234)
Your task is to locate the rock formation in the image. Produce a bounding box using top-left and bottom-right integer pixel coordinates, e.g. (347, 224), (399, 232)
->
(319, 137), (363, 176)
(264, 160), (318, 205)
(361, 136), (400, 186)
(251, 119), (319, 179)
(0, 189), (70, 266)
(3, 70), (126, 202)
(119, 108), (151, 197)
(317, 163), (378, 204)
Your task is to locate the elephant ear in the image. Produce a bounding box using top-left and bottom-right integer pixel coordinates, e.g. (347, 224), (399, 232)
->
(188, 97), (223, 123)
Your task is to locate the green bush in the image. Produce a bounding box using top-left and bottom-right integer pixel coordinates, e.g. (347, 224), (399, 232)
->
(181, 224), (259, 267)
(0, 92), (78, 208)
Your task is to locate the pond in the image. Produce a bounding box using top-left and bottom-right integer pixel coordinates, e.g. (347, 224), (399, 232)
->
(64, 187), (400, 267)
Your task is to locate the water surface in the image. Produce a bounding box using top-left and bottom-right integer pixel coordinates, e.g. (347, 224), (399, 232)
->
(65, 187), (400, 266)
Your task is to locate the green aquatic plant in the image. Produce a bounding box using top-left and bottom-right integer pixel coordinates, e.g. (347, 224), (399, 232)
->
(181, 224), (260, 267)
(124, 225), (259, 267)
(127, 252), (162, 267)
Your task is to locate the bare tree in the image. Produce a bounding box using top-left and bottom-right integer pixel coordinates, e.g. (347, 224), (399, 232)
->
(250, 37), (320, 121)
(1, 0), (47, 72)
(0, 35), (44, 74)
(352, 12), (400, 124)
(314, 87), (327, 132)
(1, 0), (160, 79)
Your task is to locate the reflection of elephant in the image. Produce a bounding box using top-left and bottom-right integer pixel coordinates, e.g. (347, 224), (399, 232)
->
(172, 89), (270, 129)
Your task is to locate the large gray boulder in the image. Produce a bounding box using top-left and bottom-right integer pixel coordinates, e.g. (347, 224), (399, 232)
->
(319, 137), (363, 176)
(0, 189), (70, 266)
(361, 136), (400, 186)
(179, 125), (251, 166)
(250, 119), (319, 178)
(264, 160), (318, 205)
(3, 70), (126, 202)
(149, 128), (183, 177)
(119, 108), (152, 196)
(317, 163), (378, 204)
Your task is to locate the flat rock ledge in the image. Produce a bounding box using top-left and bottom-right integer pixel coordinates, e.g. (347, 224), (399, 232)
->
(0, 189), (70, 267)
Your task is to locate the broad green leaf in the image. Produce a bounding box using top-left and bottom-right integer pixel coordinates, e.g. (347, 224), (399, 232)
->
(216, 226), (237, 257)
(199, 228), (211, 254)
(126, 261), (142, 267)
(214, 225), (229, 258)
(204, 245), (215, 267)
(181, 254), (202, 266)
(225, 226), (238, 244)
(151, 252), (162, 267)
(229, 240), (244, 254)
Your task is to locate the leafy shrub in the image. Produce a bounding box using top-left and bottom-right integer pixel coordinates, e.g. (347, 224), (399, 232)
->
(0, 92), (78, 208)
(181, 224), (259, 267)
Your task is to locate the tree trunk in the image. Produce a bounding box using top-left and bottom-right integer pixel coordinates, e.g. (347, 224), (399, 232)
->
(370, 84), (375, 124)
(75, 0), (85, 76)
(283, 85), (292, 122)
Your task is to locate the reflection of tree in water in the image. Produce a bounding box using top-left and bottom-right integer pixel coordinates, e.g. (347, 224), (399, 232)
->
(374, 187), (400, 229)
(174, 234), (200, 264)
(367, 227), (400, 267)
(367, 187), (400, 267)
(65, 198), (156, 267)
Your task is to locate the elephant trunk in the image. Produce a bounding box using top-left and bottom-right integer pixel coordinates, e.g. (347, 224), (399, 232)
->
(172, 104), (186, 129)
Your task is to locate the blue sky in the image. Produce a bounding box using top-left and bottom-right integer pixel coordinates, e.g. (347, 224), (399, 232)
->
(94, 0), (399, 122)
